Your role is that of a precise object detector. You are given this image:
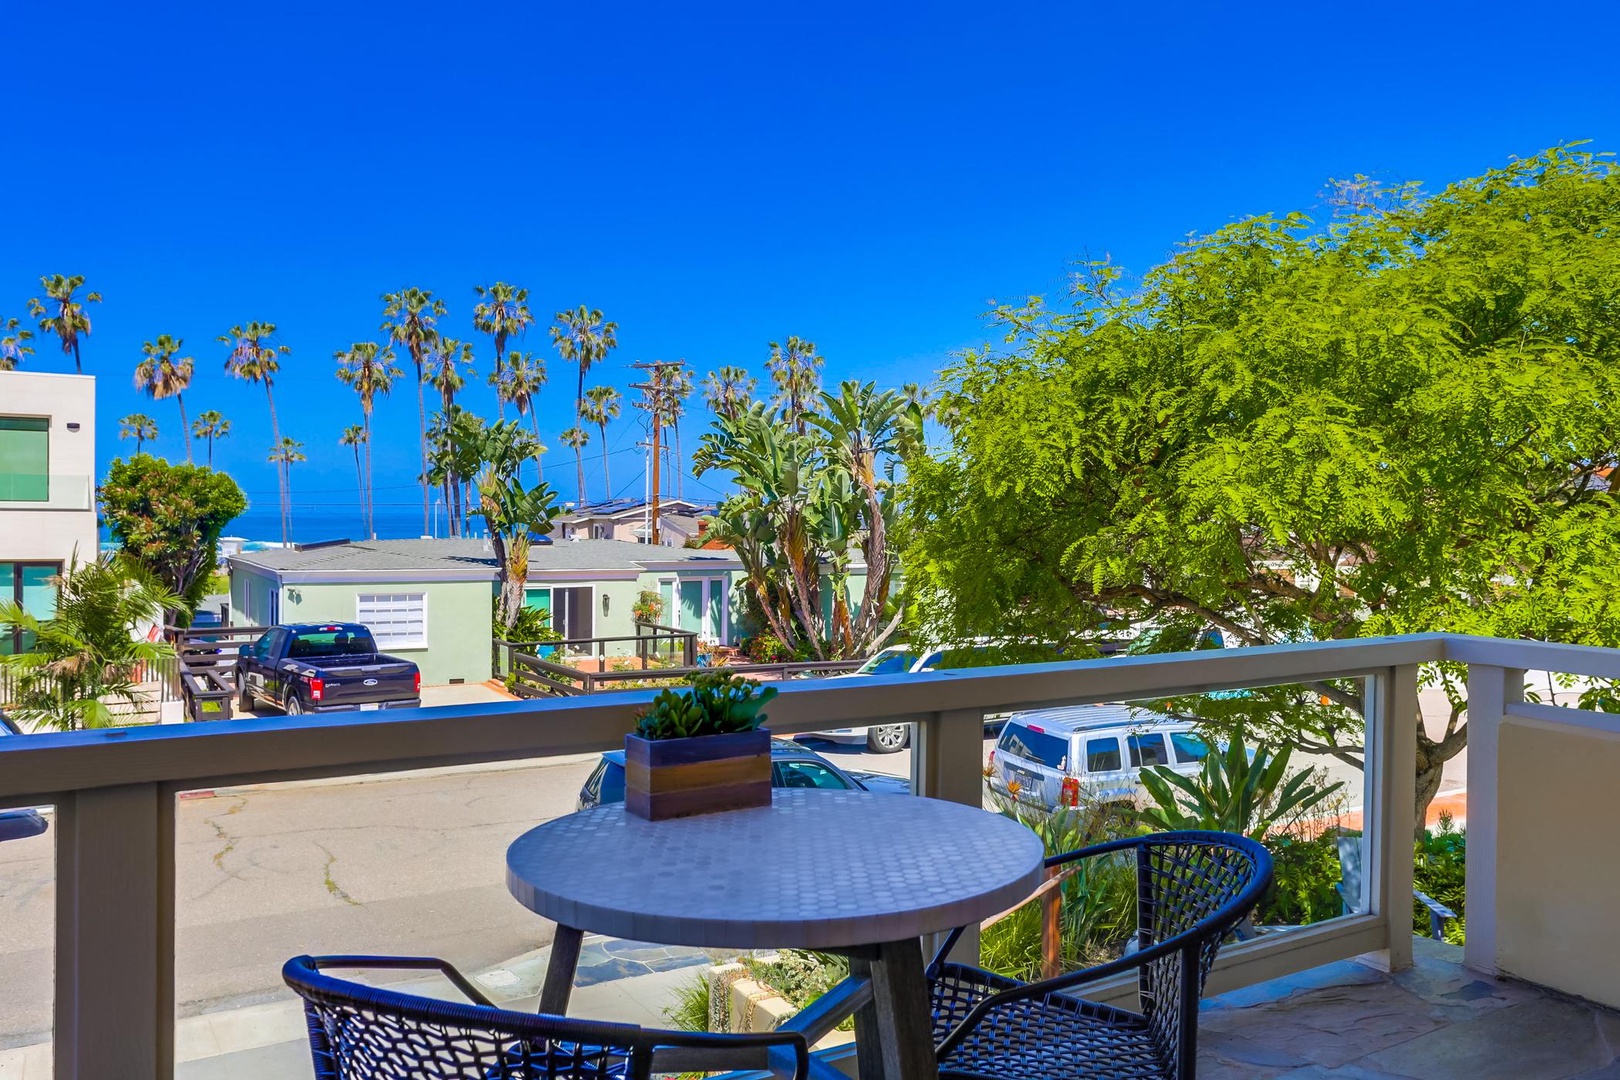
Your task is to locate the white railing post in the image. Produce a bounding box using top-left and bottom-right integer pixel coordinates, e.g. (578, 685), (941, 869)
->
(54, 783), (172, 1080)
(1462, 663), (1521, 976)
(913, 709), (988, 963)
(1364, 665), (1418, 972)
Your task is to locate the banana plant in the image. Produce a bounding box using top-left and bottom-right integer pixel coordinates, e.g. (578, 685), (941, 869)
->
(1137, 728), (1343, 841)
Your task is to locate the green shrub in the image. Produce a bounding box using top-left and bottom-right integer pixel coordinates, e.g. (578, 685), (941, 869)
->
(1256, 831), (1344, 926)
(495, 598), (560, 644)
(742, 634), (793, 663)
(633, 673), (777, 740)
(744, 952), (852, 1030)
(663, 970), (714, 1032)
(1413, 814), (1466, 943)
(1138, 728), (1343, 841)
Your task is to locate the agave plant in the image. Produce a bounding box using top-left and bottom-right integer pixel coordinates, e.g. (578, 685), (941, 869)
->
(1137, 728), (1343, 841)
(633, 673), (778, 740)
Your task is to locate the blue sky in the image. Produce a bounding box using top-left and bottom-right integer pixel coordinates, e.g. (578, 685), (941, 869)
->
(3, 1), (1616, 535)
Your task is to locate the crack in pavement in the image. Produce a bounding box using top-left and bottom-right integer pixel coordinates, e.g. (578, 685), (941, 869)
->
(203, 797), (248, 871)
(315, 844), (361, 906)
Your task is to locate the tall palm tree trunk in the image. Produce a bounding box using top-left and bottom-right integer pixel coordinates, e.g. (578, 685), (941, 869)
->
(178, 395), (192, 462)
(674, 422), (683, 500)
(362, 409), (375, 539)
(415, 357), (429, 537)
(72, 340), (82, 375)
(597, 423), (611, 497)
(352, 444), (364, 534)
(265, 384), (287, 544)
(494, 333), (507, 420)
(575, 447), (585, 509)
(206, 435), (213, 467)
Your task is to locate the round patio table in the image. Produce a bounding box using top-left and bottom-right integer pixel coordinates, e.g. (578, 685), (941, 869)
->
(507, 788), (1044, 1080)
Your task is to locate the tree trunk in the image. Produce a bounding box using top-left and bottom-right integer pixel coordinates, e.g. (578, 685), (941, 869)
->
(353, 446), (364, 536)
(494, 334), (507, 421)
(178, 395), (192, 463)
(575, 447), (586, 508)
(598, 424), (611, 497)
(674, 421), (683, 501)
(415, 354), (429, 537)
(363, 410), (375, 539)
(265, 384), (286, 545)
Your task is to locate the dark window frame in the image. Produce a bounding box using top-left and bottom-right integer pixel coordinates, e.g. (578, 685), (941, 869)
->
(1, 561), (62, 654)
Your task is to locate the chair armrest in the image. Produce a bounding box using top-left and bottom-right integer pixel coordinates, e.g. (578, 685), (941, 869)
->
(1414, 890), (1458, 919)
(649, 1027), (810, 1080)
(300, 954), (498, 1008)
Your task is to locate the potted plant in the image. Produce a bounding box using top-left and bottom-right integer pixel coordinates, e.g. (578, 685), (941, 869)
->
(624, 673), (778, 820)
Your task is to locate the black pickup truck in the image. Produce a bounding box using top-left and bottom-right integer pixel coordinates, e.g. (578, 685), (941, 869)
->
(235, 623), (421, 716)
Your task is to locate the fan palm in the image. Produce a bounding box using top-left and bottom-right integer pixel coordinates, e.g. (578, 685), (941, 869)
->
(192, 411), (230, 468)
(550, 305), (618, 421)
(561, 426), (590, 508)
(133, 335), (196, 462)
(704, 366), (756, 423)
(381, 288), (446, 536)
(27, 274), (101, 374)
(472, 283), (533, 420)
(428, 336), (475, 412)
(334, 342), (402, 539)
(339, 424), (368, 535)
(581, 385), (622, 498)
(268, 438), (306, 537)
(119, 414), (159, 456)
(767, 336), (824, 434)
(0, 557), (180, 731)
(661, 365), (693, 500)
(1, 317), (34, 370)
(496, 350), (548, 445)
(221, 322), (292, 543)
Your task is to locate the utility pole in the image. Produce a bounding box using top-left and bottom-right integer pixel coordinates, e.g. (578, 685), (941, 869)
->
(631, 359), (686, 548)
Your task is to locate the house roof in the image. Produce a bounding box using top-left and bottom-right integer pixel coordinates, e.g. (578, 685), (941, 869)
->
(558, 498), (711, 524)
(229, 537), (739, 579)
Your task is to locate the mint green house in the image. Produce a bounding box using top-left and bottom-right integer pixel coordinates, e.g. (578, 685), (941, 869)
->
(229, 538), (749, 686)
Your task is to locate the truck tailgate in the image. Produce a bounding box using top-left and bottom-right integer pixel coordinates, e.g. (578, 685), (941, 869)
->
(314, 660), (418, 708)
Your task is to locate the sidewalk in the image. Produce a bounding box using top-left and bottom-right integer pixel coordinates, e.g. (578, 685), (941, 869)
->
(0, 935), (713, 1080)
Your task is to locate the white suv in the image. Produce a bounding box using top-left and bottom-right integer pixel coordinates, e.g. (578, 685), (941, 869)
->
(987, 703), (1210, 810)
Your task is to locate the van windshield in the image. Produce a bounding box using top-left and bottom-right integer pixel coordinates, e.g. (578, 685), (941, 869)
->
(997, 723), (1070, 770)
(857, 650), (920, 675)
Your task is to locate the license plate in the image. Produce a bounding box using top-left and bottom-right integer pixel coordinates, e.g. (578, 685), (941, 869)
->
(359, 703), (380, 711)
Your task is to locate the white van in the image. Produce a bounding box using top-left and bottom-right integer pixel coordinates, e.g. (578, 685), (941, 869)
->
(987, 703), (1210, 810)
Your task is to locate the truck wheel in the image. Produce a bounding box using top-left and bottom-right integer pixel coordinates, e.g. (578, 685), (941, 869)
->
(867, 725), (909, 753)
(284, 694), (304, 717)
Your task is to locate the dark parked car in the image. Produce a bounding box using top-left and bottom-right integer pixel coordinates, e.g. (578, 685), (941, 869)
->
(578, 738), (912, 810)
(0, 714), (48, 843)
(236, 623), (421, 716)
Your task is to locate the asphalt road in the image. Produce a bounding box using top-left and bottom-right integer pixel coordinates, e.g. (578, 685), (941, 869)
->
(0, 736), (917, 1047)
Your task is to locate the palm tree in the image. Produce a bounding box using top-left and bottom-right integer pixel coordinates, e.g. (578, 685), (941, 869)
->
(334, 342), (402, 539)
(497, 350), (548, 445)
(767, 336), (824, 434)
(581, 386), (622, 499)
(133, 335), (196, 462)
(119, 413), (159, 456)
(339, 424), (368, 535)
(550, 306), (618, 421)
(704, 365), (757, 423)
(472, 283), (533, 420)
(560, 426), (590, 508)
(192, 410), (230, 467)
(0, 317), (34, 370)
(428, 336), (475, 412)
(268, 438), (306, 538)
(381, 288), (447, 537)
(221, 322), (292, 543)
(27, 275), (101, 373)
(661, 365), (693, 500)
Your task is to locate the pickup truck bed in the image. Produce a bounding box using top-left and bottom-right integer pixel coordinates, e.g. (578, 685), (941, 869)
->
(236, 623), (421, 715)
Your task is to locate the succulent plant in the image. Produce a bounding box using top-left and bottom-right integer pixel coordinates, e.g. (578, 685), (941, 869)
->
(633, 672), (779, 740)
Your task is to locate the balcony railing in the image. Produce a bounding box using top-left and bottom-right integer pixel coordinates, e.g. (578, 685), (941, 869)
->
(0, 473), (94, 509)
(1, 631), (1618, 1079)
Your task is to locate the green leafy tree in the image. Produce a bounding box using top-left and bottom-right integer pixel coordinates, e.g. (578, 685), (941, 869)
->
(473, 283), (533, 421)
(0, 317), (34, 370)
(133, 334), (196, 462)
(221, 322), (292, 543)
(704, 365), (757, 423)
(581, 385), (622, 498)
(0, 557), (180, 730)
(28, 274), (101, 373)
(550, 305), (618, 421)
(427, 406), (485, 537)
(382, 288), (447, 536)
(334, 341), (401, 538)
(192, 410), (229, 467)
(119, 413), (158, 456)
(339, 424), (368, 533)
(100, 457), (248, 625)
(905, 145), (1620, 823)
(560, 425), (590, 508)
(767, 336), (823, 434)
(461, 418), (559, 629)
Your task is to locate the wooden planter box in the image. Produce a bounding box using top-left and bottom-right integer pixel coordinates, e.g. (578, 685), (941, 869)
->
(624, 729), (772, 821)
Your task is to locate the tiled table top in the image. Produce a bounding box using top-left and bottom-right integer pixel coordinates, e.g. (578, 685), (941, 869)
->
(506, 789), (1044, 949)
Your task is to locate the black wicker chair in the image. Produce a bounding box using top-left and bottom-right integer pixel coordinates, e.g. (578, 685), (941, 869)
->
(283, 954), (810, 1080)
(928, 830), (1273, 1080)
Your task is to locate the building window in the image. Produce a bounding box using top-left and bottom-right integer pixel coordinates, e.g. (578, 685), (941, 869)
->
(0, 562), (60, 654)
(592, 524), (611, 539)
(550, 586), (593, 641)
(0, 418), (50, 502)
(356, 593), (427, 649)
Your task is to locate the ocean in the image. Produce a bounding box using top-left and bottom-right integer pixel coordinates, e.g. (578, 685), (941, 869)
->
(101, 502), (485, 547)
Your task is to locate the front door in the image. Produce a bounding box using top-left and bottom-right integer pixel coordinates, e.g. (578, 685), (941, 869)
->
(677, 577), (727, 644)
